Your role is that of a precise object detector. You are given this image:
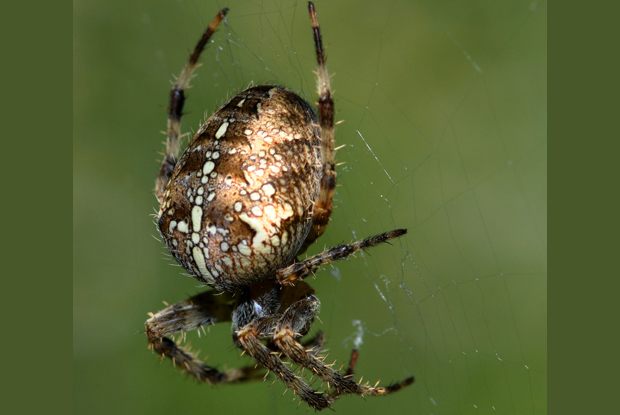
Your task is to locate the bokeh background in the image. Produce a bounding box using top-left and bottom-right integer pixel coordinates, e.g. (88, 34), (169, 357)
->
(73, 0), (546, 414)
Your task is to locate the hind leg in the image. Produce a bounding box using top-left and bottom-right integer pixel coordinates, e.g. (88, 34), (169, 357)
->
(146, 290), (262, 383)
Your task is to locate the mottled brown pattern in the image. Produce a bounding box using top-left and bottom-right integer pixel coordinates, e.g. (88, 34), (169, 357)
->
(147, 3), (412, 410)
(158, 86), (321, 290)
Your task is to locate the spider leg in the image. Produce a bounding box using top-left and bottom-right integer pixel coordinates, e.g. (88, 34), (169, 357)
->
(146, 290), (263, 383)
(300, 2), (336, 254)
(236, 318), (333, 410)
(327, 374), (415, 402)
(345, 348), (359, 376)
(302, 330), (325, 357)
(272, 295), (412, 403)
(335, 349), (414, 399)
(277, 228), (407, 285)
(155, 8), (229, 202)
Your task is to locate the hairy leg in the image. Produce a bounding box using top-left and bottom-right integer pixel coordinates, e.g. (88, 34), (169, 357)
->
(155, 9), (228, 202)
(146, 290), (262, 383)
(300, 2), (336, 253)
(273, 295), (413, 400)
(236, 318), (332, 410)
(302, 331), (325, 356)
(278, 229), (407, 285)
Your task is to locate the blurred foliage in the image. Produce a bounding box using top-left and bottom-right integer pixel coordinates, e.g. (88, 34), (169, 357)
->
(74, 1), (546, 414)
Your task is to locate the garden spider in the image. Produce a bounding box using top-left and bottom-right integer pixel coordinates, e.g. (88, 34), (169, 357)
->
(146, 3), (413, 410)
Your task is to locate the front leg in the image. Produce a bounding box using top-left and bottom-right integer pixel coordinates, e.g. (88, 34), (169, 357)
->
(146, 290), (262, 383)
(277, 229), (407, 285)
(299, 2), (336, 254)
(155, 9), (228, 202)
(236, 318), (333, 410)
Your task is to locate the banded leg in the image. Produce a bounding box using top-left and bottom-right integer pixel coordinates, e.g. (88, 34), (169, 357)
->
(273, 296), (360, 395)
(237, 319), (333, 410)
(273, 296), (413, 401)
(146, 290), (262, 383)
(277, 229), (407, 285)
(301, 2), (336, 253)
(328, 373), (415, 401)
(155, 8), (229, 202)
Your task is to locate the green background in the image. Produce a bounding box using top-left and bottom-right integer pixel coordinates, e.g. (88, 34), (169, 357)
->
(73, 0), (546, 414)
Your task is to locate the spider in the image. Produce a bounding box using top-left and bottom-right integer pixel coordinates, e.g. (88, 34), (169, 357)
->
(146, 3), (413, 410)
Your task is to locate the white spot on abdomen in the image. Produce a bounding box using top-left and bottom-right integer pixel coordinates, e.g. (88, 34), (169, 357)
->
(238, 242), (252, 256)
(239, 212), (271, 255)
(215, 122), (229, 139)
(192, 246), (215, 285)
(203, 161), (215, 175)
(262, 183), (276, 196)
(191, 206), (203, 232)
(177, 221), (189, 233)
(168, 220), (177, 233)
(283, 203), (294, 219)
(192, 232), (200, 244)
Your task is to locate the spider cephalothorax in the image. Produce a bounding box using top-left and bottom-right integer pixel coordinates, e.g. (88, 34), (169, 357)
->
(146, 3), (413, 410)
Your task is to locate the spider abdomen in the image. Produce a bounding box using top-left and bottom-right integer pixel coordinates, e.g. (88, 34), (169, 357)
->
(158, 85), (322, 291)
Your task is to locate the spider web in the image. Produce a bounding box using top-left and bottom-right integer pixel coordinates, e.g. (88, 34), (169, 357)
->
(183, 2), (546, 414)
(158, 2), (547, 413)
(72, 1), (546, 414)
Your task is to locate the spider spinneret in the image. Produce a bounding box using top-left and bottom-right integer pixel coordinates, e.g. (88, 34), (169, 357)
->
(146, 3), (413, 410)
